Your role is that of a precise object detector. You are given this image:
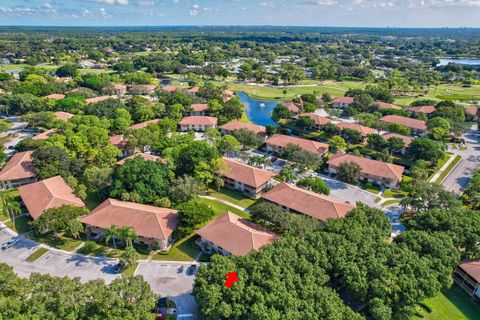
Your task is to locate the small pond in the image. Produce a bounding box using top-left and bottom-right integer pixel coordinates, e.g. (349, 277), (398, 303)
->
(438, 58), (480, 66)
(237, 92), (281, 126)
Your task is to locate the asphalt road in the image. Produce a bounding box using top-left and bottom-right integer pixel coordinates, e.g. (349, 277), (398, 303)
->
(442, 124), (480, 194)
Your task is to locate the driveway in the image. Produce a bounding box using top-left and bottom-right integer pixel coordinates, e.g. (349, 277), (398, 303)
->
(1, 116), (36, 154)
(135, 261), (198, 319)
(442, 124), (480, 194)
(0, 228), (200, 318)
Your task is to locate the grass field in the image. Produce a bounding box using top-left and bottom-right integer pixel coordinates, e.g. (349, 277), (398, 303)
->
(217, 80), (366, 101)
(28, 233), (83, 252)
(207, 188), (259, 209)
(199, 197), (251, 219)
(435, 155), (462, 183)
(6, 215), (32, 234)
(25, 247), (49, 262)
(123, 262), (139, 277)
(415, 286), (480, 320)
(154, 233), (201, 261)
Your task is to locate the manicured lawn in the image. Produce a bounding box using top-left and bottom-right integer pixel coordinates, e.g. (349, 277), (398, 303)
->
(154, 234), (201, 261)
(382, 189), (408, 199)
(28, 233), (83, 252)
(435, 155), (462, 183)
(207, 188), (259, 209)
(381, 199), (401, 207)
(6, 215), (32, 234)
(199, 197), (251, 219)
(415, 286), (480, 320)
(25, 247), (49, 262)
(123, 262), (139, 277)
(239, 109), (252, 124)
(216, 80), (366, 101)
(77, 241), (110, 257)
(359, 183), (382, 195)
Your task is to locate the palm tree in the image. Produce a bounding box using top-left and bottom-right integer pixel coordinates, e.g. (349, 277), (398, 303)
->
(105, 225), (119, 249)
(119, 226), (139, 248)
(0, 191), (21, 227)
(66, 219), (83, 239)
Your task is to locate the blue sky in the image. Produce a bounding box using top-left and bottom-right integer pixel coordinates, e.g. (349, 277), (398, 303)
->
(1, 0), (480, 27)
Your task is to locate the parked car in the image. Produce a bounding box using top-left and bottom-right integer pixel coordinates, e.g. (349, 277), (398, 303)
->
(186, 264), (197, 276)
(1, 238), (19, 250)
(112, 263), (125, 274)
(177, 265), (184, 273)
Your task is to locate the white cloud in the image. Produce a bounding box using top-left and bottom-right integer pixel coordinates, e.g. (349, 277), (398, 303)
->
(189, 4), (199, 15)
(86, 0), (129, 5)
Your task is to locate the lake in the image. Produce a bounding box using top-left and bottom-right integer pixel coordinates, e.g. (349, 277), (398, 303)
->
(237, 92), (281, 126)
(438, 58), (480, 66)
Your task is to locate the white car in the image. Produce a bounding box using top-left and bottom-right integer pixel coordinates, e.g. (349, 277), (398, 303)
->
(1, 238), (19, 250)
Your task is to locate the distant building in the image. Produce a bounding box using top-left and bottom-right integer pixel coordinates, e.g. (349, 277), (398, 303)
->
(85, 96), (113, 104)
(179, 116), (218, 132)
(262, 183), (355, 222)
(332, 97), (354, 108)
(129, 119), (160, 130)
(296, 113), (332, 130)
(18, 176), (85, 220)
(266, 134), (329, 156)
(0, 151), (37, 189)
(187, 104), (210, 116)
(221, 158), (276, 198)
(32, 129), (56, 140)
(407, 105), (436, 115)
(379, 115), (427, 134)
(196, 212), (276, 256)
(376, 101), (402, 110)
(116, 153), (166, 165)
(281, 102), (302, 114)
(81, 198), (178, 250)
(109, 135), (128, 151)
(220, 121), (266, 137)
(382, 133), (412, 154)
(53, 111), (74, 122)
(45, 93), (66, 100)
(113, 84), (127, 95)
(187, 86), (200, 95)
(327, 153), (405, 188)
(336, 122), (376, 137)
(453, 259), (480, 303)
(465, 106), (478, 121)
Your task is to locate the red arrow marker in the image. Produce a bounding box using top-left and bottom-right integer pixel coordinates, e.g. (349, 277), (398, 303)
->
(224, 272), (239, 288)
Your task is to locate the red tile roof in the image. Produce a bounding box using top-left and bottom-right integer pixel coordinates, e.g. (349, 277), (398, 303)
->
(298, 113), (332, 126)
(0, 151), (36, 182)
(196, 211), (276, 256)
(266, 134), (329, 155)
(113, 84), (126, 90)
(187, 86), (200, 94)
(281, 102), (302, 113)
(377, 101), (402, 110)
(465, 106), (478, 117)
(336, 122), (376, 136)
(382, 133), (412, 147)
(221, 158), (276, 188)
(129, 119), (160, 130)
(116, 153), (166, 165)
(408, 105), (436, 114)
(191, 104), (209, 112)
(54, 111), (74, 122)
(333, 97), (354, 104)
(162, 85), (177, 92)
(18, 176), (85, 220)
(262, 183), (355, 221)
(179, 116), (218, 126)
(458, 259), (480, 283)
(380, 115), (427, 131)
(327, 153), (405, 182)
(85, 96), (113, 104)
(32, 129), (56, 140)
(81, 198), (178, 241)
(45, 94), (65, 100)
(220, 121), (266, 135)
(109, 135), (127, 149)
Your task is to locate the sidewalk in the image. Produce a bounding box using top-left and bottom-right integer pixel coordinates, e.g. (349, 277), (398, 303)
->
(429, 154), (461, 183)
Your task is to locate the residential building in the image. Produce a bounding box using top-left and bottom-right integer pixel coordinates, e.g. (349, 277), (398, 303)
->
(266, 134), (329, 156)
(332, 97), (354, 108)
(113, 84), (127, 95)
(161, 85), (178, 93)
(465, 106), (478, 121)
(129, 119), (160, 130)
(128, 84), (157, 95)
(336, 122), (376, 137)
(116, 153), (166, 165)
(196, 211), (276, 256)
(0, 151), (37, 189)
(221, 158), (277, 198)
(32, 129), (56, 140)
(453, 259), (480, 303)
(179, 116), (218, 132)
(281, 102), (302, 114)
(407, 105), (436, 115)
(85, 96), (113, 104)
(81, 198), (178, 250)
(220, 121), (266, 137)
(188, 104), (210, 116)
(297, 113), (332, 130)
(109, 135), (128, 151)
(45, 93), (65, 100)
(377, 101), (402, 110)
(187, 86), (200, 95)
(262, 183), (355, 222)
(18, 176), (85, 220)
(382, 133), (412, 154)
(327, 153), (405, 188)
(379, 115), (427, 134)
(222, 90), (234, 102)
(53, 111), (74, 122)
